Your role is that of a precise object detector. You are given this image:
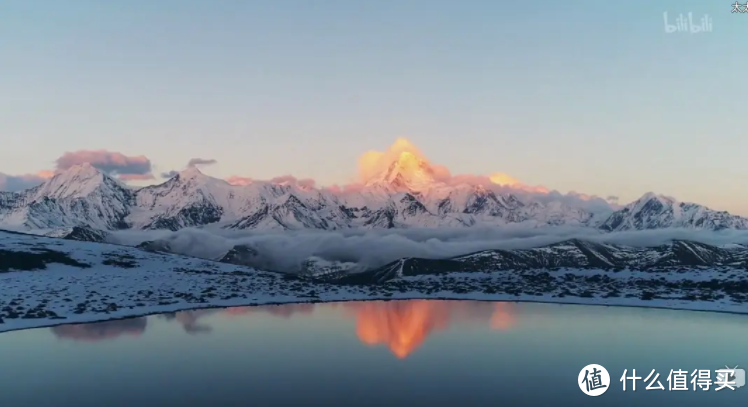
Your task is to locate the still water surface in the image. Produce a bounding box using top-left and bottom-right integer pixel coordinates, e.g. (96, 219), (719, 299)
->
(0, 300), (746, 407)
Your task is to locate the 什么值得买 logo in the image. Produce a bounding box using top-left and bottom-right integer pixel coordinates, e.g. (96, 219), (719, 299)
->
(579, 364), (610, 396)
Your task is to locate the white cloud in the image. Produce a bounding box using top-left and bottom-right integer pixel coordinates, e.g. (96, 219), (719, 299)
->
(107, 226), (748, 274)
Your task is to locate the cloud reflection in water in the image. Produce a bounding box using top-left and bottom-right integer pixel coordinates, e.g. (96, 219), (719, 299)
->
(51, 317), (147, 341)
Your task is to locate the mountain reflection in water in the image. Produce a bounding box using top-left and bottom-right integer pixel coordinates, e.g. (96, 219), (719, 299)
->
(49, 300), (515, 358)
(347, 301), (515, 358)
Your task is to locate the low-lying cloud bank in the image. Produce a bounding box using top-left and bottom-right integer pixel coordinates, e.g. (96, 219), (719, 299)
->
(107, 226), (748, 273)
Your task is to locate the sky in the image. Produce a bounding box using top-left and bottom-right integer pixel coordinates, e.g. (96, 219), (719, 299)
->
(1, 0), (745, 214)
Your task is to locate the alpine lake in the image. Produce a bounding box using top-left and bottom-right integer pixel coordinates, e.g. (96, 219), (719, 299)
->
(1, 300), (746, 407)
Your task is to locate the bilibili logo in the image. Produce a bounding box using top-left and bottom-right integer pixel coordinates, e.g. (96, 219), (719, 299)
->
(663, 12), (713, 34)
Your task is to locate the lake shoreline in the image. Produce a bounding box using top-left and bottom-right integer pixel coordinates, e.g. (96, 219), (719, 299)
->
(2, 293), (747, 335)
(2, 229), (747, 334)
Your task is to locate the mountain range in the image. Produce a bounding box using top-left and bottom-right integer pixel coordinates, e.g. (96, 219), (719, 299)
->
(1, 153), (747, 235)
(336, 239), (748, 284)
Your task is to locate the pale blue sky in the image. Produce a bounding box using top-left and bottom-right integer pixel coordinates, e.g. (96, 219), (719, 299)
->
(1, 1), (745, 214)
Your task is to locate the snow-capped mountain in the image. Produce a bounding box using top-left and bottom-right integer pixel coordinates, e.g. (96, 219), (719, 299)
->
(365, 151), (438, 193)
(599, 192), (748, 231)
(1, 156), (747, 234)
(0, 164), (133, 230)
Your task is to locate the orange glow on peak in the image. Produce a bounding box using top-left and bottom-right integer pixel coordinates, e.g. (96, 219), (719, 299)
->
(391, 137), (421, 153)
(217, 138), (553, 195)
(490, 172), (550, 194)
(225, 175), (253, 186)
(355, 139), (549, 194)
(396, 151), (420, 167)
(357, 138), (435, 184)
(489, 172), (521, 187)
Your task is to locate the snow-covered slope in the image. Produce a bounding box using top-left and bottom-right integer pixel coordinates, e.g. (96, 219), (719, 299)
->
(0, 164), (132, 230)
(2, 230), (747, 333)
(132, 166), (352, 231)
(43, 226), (110, 242)
(2, 159), (746, 233)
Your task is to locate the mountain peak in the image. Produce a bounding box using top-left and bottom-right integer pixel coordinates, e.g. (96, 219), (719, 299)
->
(29, 164), (118, 201)
(178, 166), (206, 180)
(632, 192), (676, 207)
(368, 151), (436, 192)
(619, 192), (676, 218)
(55, 163), (101, 178)
(166, 165), (231, 191)
(49, 164), (106, 187)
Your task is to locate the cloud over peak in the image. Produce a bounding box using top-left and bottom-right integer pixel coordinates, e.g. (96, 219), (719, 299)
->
(55, 150), (154, 180)
(2, 150), (156, 190)
(160, 170), (179, 179)
(187, 158), (217, 167)
(160, 158), (218, 178)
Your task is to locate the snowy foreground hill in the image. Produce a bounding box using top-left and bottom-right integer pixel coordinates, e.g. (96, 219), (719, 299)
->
(1, 230), (747, 333)
(1, 161), (746, 234)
